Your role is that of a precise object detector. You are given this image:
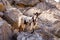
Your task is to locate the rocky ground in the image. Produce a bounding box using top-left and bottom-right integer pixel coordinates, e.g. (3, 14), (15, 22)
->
(0, 0), (60, 40)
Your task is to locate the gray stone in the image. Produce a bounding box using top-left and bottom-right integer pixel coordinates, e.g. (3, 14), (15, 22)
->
(0, 17), (12, 40)
(4, 7), (23, 29)
(35, 2), (50, 10)
(14, 0), (40, 5)
(38, 10), (59, 24)
(0, 12), (3, 17)
(17, 32), (43, 40)
(24, 7), (42, 16)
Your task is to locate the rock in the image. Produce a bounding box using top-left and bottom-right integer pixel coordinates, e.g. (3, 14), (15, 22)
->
(17, 32), (43, 40)
(0, 17), (12, 40)
(0, 12), (3, 17)
(14, 0), (40, 6)
(38, 10), (59, 24)
(38, 9), (60, 38)
(51, 9), (60, 20)
(3, 7), (23, 30)
(53, 37), (60, 40)
(35, 2), (50, 10)
(0, 2), (5, 12)
(51, 22), (60, 38)
(45, 0), (60, 10)
(2, 0), (24, 30)
(0, 0), (60, 40)
(18, 7), (31, 13)
(3, 7), (33, 32)
(24, 7), (42, 16)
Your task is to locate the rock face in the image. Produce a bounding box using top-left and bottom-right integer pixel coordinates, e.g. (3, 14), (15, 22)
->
(0, 2), (5, 12)
(0, 0), (60, 40)
(0, 17), (12, 40)
(14, 0), (40, 5)
(17, 8), (60, 40)
(17, 32), (43, 40)
(3, 7), (23, 29)
(52, 22), (60, 37)
(52, 9), (60, 20)
(38, 10), (59, 23)
(24, 7), (42, 16)
(0, 12), (3, 17)
(38, 9), (60, 37)
(35, 2), (50, 10)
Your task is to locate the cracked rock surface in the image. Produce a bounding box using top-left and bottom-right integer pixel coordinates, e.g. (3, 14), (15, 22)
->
(0, 0), (60, 40)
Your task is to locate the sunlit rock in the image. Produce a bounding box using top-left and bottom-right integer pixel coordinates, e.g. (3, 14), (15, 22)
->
(0, 17), (12, 40)
(24, 7), (42, 16)
(35, 2), (50, 10)
(17, 32), (43, 40)
(0, 12), (3, 17)
(38, 10), (59, 24)
(14, 0), (40, 5)
(4, 7), (23, 30)
(0, 2), (5, 12)
(52, 9), (60, 19)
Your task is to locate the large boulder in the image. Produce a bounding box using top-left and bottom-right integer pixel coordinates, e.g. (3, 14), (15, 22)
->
(51, 22), (60, 38)
(0, 17), (12, 40)
(0, 12), (3, 17)
(38, 9), (60, 38)
(14, 0), (40, 6)
(0, 2), (5, 12)
(3, 7), (23, 30)
(35, 2), (50, 10)
(24, 7), (42, 17)
(17, 32), (43, 40)
(51, 9), (60, 20)
(38, 10), (59, 24)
